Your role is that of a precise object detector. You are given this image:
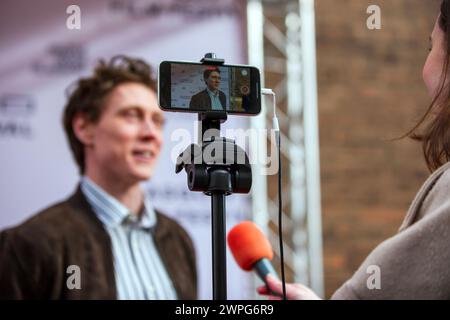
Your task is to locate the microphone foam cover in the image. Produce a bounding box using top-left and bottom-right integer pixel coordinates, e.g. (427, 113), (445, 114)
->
(227, 221), (273, 271)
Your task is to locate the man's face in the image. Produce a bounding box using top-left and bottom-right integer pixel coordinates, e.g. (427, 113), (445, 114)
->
(84, 82), (164, 184)
(206, 71), (221, 91)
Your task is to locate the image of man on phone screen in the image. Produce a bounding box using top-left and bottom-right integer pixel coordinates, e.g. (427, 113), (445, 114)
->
(189, 67), (227, 111)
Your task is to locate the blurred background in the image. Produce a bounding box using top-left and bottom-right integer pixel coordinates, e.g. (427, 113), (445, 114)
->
(0, 0), (441, 299)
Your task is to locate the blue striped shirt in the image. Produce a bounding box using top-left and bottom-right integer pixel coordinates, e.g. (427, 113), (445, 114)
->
(80, 176), (177, 300)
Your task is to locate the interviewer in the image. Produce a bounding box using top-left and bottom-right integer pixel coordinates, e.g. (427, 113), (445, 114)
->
(259, 0), (450, 300)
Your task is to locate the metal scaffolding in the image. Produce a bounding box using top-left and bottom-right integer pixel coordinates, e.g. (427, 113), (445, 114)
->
(247, 0), (324, 297)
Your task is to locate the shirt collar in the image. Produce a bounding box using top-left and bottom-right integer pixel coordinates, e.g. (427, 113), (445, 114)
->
(80, 176), (157, 230)
(206, 87), (219, 97)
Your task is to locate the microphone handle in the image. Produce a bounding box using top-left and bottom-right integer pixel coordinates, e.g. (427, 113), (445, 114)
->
(254, 259), (284, 297)
(254, 258), (279, 283)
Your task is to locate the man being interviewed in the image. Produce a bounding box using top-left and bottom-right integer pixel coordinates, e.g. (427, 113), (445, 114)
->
(189, 67), (227, 111)
(0, 55), (197, 300)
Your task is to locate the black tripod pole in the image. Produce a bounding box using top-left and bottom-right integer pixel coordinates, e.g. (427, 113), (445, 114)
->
(211, 191), (227, 300)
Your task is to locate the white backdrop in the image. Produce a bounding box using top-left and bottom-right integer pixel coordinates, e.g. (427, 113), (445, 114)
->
(0, 0), (255, 299)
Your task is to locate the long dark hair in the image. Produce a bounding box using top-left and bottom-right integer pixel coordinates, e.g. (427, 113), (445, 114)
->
(407, 0), (450, 172)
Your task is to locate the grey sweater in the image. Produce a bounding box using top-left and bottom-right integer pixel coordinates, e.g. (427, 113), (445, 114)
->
(331, 161), (450, 300)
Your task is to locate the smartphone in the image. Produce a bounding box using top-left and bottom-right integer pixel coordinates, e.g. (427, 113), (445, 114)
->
(158, 60), (261, 115)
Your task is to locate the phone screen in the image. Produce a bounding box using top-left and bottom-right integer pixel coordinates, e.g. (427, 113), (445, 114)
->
(158, 61), (261, 115)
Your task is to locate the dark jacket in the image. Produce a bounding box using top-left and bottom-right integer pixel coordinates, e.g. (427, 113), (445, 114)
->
(0, 187), (197, 300)
(189, 89), (226, 111)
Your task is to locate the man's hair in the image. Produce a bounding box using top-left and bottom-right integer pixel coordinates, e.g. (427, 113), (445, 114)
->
(63, 55), (157, 174)
(203, 67), (220, 84)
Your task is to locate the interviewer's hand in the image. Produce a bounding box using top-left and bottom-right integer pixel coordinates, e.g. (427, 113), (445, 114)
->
(257, 274), (322, 300)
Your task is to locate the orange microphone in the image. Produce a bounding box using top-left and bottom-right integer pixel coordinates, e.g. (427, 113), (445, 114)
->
(227, 221), (279, 286)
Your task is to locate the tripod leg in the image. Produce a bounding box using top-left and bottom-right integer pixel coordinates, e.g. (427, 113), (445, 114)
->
(211, 192), (227, 300)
